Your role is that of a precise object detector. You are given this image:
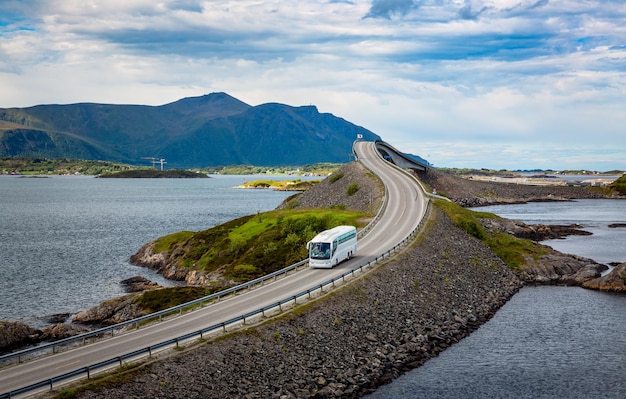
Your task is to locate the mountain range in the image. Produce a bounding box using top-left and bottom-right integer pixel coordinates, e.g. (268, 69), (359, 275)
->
(0, 93), (382, 168)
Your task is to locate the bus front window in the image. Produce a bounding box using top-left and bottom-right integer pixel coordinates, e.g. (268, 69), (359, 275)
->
(310, 242), (331, 259)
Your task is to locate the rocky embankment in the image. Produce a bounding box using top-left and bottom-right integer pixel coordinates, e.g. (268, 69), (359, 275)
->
(415, 168), (614, 207)
(277, 161), (384, 213)
(417, 168), (624, 290)
(479, 217), (609, 286)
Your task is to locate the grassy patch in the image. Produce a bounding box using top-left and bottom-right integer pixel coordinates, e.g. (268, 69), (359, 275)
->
(239, 179), (321, 191)
(152, 208), (367, 282)
(52, 363), (141, 399)
(435, 199), (548, 271)
(137, 286), (219, 313)
(154, 231), (195, 253)
(609, 174), (626, 195)
(485, 232), (548, 271)
(347, 183), (359, 196)
(328, 172), (344, 184)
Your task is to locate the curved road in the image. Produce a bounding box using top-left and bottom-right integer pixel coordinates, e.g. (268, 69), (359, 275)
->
(0, 141), (427, 396)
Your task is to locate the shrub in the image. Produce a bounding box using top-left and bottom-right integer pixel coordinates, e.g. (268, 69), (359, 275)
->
(609, 175), (626, 195)
(329, 172), (344, 184)
(137, 286), (215, 313)
(232, 264), (260, 279)
(285, 199), (300, 209)
(347, 183), (359, 196)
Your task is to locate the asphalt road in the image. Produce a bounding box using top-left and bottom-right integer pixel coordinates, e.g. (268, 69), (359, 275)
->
(0, 141), (427, 396)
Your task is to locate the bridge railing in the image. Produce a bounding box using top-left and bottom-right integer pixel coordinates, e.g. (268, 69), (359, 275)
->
(0, 198), (430, 399)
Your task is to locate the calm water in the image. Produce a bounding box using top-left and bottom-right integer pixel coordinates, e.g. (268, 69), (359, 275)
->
(0, 174), (295, 327)
(368, 199), (626, 399)
(474, 199), (626, 265)
(367, 286), (626, 399)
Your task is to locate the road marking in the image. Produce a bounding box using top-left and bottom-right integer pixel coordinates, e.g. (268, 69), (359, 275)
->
(55, 359), (81, 370)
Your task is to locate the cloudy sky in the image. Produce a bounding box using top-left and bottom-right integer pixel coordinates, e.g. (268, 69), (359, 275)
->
(1, 0), (624, 170)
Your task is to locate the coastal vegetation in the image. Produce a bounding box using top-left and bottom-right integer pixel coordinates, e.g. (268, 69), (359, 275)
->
(203, 162), (341, 176)
(0, 157), (343, 177)
(136, 286), (217, 314)
(148, 208), (365, 282)
(238, 178), (321, 191)
(435, 199), (549, 271)
(98, 169), (208, 178)
(609, 174), (626, 195)
(0, 157), (136, 175)
(124, 207), (366, 313)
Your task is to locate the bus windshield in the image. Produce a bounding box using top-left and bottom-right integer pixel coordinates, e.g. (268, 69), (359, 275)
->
(310, 242), (331, 259)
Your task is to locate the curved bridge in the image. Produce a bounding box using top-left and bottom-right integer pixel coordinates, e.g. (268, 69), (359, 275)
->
(370, 140), (430, 171)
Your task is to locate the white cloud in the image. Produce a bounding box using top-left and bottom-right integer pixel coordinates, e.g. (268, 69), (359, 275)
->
(0, 0), (625, 170)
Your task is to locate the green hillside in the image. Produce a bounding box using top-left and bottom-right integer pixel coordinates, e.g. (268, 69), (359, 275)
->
(0, 93), (380, 168)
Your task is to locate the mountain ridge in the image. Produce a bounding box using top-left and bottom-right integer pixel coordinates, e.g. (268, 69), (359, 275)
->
(0, 93), (381, 168)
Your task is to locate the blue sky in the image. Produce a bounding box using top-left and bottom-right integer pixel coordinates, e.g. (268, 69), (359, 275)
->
(1, 0), (624, 171)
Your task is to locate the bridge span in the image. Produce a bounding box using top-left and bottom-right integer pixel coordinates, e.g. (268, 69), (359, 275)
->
(369, 140), (430, 171)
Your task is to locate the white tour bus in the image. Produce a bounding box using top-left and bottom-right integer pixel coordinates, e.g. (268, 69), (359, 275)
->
(307, 225), (357, 268)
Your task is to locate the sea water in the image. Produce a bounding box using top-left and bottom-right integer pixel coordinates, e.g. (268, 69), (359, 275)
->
(367, 198), (626, 398)
(0, 174), (296, 327)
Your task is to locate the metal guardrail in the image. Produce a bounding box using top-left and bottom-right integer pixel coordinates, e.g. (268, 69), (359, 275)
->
(1, 143), (428, 398)
(0, 198), (430, 399)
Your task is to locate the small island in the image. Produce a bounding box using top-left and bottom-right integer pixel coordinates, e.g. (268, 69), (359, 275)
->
(237, 178), (321, 191)
(98, 170), (209, 178)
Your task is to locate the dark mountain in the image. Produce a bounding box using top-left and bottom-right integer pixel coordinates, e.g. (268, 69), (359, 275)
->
(0, 93), (380, 167)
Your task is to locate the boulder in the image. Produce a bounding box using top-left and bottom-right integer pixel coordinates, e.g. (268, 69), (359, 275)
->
(583, 262), (626, 293)
(480, 217), (591, 241)
(520, 251), (607, 286)
(72, 294), (145, 326)
(40, 323), (90, 340)
(0, 321), (42, 354)
(120, 276), (161, 293)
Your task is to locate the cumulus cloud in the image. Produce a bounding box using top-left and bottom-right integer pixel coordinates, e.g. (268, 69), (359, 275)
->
(0, 0), (625, 170)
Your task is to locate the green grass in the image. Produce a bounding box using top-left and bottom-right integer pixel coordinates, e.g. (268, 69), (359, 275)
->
(609, 174), (626, 195)
(154, 231), (195, 253)
(239, 179), (321, 190)
(137, 286), (220, 313)
(151, 208), (366, 282)
(435, 199), (549, 271)
(328, 172), (344, 184)
(346, 182), (359, 196)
